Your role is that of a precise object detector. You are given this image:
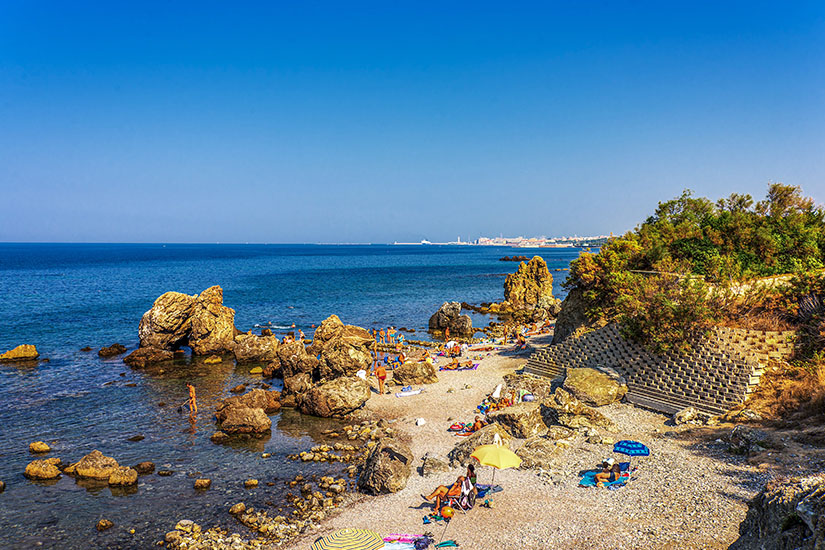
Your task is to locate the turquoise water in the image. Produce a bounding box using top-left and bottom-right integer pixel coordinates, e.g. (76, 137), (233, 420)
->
(0, 243), (579, 549)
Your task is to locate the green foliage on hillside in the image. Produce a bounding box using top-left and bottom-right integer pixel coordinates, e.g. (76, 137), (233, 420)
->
(565, 184), (825, 353)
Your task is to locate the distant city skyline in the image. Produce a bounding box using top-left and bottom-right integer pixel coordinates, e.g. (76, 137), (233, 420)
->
(1, 2), (823, 243)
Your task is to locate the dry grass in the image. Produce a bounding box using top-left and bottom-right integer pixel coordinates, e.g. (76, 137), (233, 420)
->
(719, 310), (797, 332)
(748, 362), (825, 421)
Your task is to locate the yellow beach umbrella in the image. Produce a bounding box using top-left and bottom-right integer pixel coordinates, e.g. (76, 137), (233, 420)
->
(471, 438), (522, 484)
(310, 528), (384, 550)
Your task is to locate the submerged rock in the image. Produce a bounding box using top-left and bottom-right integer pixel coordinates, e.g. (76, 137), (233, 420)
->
(298, 376), (370, 418)
(98, 343), (127, 358)
(428, 302), (474, 336)
(357, 439), (413, 495)
(0, 344), (39, 362)
(134, 461), (155, 475)
(123, 347), (174, 368)
(96, 519), (114, 532)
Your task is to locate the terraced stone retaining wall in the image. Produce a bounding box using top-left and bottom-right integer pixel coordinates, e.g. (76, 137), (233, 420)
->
(524, 325), (796, 415)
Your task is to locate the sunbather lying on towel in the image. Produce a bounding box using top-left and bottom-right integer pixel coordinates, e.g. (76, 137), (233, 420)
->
(595, 458), (622, 487)
(422, 476), (464, 511)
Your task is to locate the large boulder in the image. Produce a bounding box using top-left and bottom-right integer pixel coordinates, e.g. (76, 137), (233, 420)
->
(233, 334), (279, 364)
(517, 436), (563, 469)
(0, 344), (39, 362)
(73, 450), (120, 480)
(448, 423), (512, 467)
(24, 458), (62, 480)
(138, 291), (196, 349)
(563, 368), (627, 407)
(392, 361), (438, 385)
(428, 302), (474, 337)
(730, 475), (825, 550)
(503, 256), (554, 309)
(136, 286), (236, 355)
(123, 347), (174, 368)
(357, 439), (414, 495)
(298, 376), (371, 418)
(307, 315), (374, 379)
(219, 407), (272, 434)
(541, 388), (615, 431)
(487, 402), (545, 438)
(188, 286), (236, 355)
(277, 341), (319, 379)
(215, 389), (281, 423)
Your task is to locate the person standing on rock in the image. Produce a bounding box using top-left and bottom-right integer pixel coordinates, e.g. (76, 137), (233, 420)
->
(444, 326), (450, 341)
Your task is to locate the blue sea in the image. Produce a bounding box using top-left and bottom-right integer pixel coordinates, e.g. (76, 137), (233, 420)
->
(0, 243), (580, 549)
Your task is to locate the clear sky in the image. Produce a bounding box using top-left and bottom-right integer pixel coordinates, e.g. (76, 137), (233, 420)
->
(1, 1), (823, 243)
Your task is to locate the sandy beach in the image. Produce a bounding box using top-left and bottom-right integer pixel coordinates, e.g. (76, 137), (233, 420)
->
(283, 334), (770, 550)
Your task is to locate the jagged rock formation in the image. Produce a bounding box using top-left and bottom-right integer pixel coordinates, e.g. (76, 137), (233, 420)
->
(428, 302), (474, 336)
(129, 286), (236, 366)
(123, 347), (174, 368)
(307, 315), (374, 379)
(731, 475), (825, 550)
(357, 439), (414, 495)
(0, 344), (39, 362)
(503, 256), (555, 309)
(448, 424), (513, 467)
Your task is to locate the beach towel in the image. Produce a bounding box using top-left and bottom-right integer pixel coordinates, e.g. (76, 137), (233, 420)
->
(383, 543), (416, 550)
(475, 484), (503, 498)
(438, 363), (478, 372)
(578, 471), (630, 488)
(396, 388), (423, 397)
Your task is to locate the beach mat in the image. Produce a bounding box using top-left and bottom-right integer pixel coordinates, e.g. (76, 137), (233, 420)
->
(578, 471), (630, 488)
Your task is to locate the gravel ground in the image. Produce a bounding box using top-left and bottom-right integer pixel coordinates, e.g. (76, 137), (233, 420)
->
(282, 336), (771, 550)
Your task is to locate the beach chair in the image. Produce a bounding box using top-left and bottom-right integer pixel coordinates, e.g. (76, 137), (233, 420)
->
(446, 477), (476, 513)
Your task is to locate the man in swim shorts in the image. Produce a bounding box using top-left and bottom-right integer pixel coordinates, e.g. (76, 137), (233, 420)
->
(374, 362), (387, 394)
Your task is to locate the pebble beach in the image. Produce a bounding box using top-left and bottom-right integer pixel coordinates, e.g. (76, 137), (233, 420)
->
(282, 334), (769, 550)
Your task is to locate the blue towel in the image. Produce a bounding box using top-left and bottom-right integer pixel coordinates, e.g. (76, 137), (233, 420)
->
(476, 484), (503, 497)
(578, 471), (629, 487)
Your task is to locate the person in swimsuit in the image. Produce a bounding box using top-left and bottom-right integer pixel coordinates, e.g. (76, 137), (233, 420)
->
(595, 458), (622, 487)
(374, 363), (387, 394)
(422, 476), (465, 511)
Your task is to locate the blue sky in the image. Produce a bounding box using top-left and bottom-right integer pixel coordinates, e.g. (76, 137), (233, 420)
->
(1, 1), (823, 243)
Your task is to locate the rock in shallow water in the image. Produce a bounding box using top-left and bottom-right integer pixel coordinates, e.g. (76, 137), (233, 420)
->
(0, 344), (39, 362)
(134, 461), (155, 475)
(29, 441), (51, 454)
(73, 450), (119, 480)
(24, 458), (62, 480)
(108, 466), (138, 486)
(96, 519), (114, 531)
(98, 343), (127, 358)
(194, 478), (211, 490)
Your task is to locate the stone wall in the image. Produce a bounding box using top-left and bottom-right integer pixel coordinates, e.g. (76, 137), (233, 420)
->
(524, 324), (796, 415)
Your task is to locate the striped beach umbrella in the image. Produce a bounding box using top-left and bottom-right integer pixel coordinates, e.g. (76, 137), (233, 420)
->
(613, 440), (650, 471)
(310, 528), (385, 550)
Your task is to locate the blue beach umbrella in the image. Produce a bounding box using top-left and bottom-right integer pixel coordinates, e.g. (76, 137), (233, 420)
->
(613, 440), (649, 471)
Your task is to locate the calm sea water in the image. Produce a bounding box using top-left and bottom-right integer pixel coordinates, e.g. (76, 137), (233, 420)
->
(0, 243), (580, 549)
